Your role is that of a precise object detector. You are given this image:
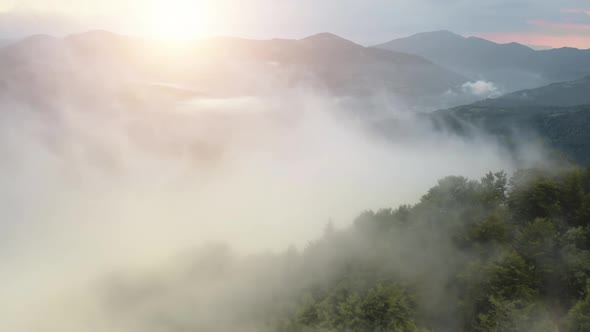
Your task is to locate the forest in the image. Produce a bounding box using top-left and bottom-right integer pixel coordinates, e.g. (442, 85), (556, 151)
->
(237, 166), (590, 331)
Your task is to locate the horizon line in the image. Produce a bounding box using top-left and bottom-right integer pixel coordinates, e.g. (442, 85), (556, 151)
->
(1, 29), (588, 51)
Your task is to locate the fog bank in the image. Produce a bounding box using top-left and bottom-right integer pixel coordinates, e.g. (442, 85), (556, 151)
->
(0, 86), (547, 331)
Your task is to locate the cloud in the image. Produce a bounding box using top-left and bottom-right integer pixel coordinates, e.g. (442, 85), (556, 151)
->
(0, 81), (548, 331)
(528, 19), (590, 30)
(461, 80), (502, 98)
(561, 8), (590, 16)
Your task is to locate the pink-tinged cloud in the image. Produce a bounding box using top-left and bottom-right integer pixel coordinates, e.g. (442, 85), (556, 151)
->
(476, 32), (590, 49)
(528, 19), (590, 30)
(561, 9), (590, 15)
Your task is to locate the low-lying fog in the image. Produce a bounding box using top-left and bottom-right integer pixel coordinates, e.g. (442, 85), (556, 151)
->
(0, 84), (546, 331)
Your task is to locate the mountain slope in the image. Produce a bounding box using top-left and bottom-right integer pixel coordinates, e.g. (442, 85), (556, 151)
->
(474, 75), (590, 108)
(437, 104), (590, 165)
(193, 32), (468, 105)
(0, 31), (468, 110)
(428, 77), (590, 164)
(375, 31), (590, 92)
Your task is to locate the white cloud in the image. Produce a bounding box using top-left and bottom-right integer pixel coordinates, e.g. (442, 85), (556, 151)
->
(461, 80), (502, 98)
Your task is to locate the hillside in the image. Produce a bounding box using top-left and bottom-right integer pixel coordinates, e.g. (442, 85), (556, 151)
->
(0, 31), (468, 110)
(400, 74), (590, 165)
(473, 75), (590, 108)
(375, 31), (590, 92)
(102, 166), (590, 332)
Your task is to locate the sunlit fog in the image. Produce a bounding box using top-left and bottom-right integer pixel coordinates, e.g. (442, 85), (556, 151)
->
(1, 1), (590, 331)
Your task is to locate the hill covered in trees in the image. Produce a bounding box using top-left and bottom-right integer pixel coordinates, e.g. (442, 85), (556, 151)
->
(276, 166), (590, 331)
(424, 76), (590, 166)
(429, 104), (590, 166)
(471, 75), (590, 108)
(103, 166), (590, 332)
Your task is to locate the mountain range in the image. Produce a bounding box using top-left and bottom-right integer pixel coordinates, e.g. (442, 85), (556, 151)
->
(0, 31), (469, 111)
(2, 30), (590, 164)
(376, 30), (590, 92)
(4, 29), (590, 110)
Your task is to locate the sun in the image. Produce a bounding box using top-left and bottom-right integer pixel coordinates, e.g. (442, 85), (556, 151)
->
(144, 0), (211, 41)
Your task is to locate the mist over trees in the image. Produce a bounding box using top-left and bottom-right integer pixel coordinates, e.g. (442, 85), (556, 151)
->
(1, 24), (590, 332)
(280, 166), (590, 331)
(92, 166), (590, 332)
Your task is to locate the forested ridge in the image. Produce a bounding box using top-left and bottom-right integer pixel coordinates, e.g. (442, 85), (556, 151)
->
(259, 166), (590, 331)
(429, 104), (590, 166)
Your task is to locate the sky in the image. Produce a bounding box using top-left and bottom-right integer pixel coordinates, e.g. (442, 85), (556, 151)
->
(1, 0), (590, 48)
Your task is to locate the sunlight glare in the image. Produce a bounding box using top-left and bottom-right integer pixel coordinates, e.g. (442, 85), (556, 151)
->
(144, 0), (211, 41)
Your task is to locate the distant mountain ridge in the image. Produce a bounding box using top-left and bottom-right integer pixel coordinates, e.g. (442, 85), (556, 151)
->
(375, 30), (590, 92)
(0, 30), (469, 110)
